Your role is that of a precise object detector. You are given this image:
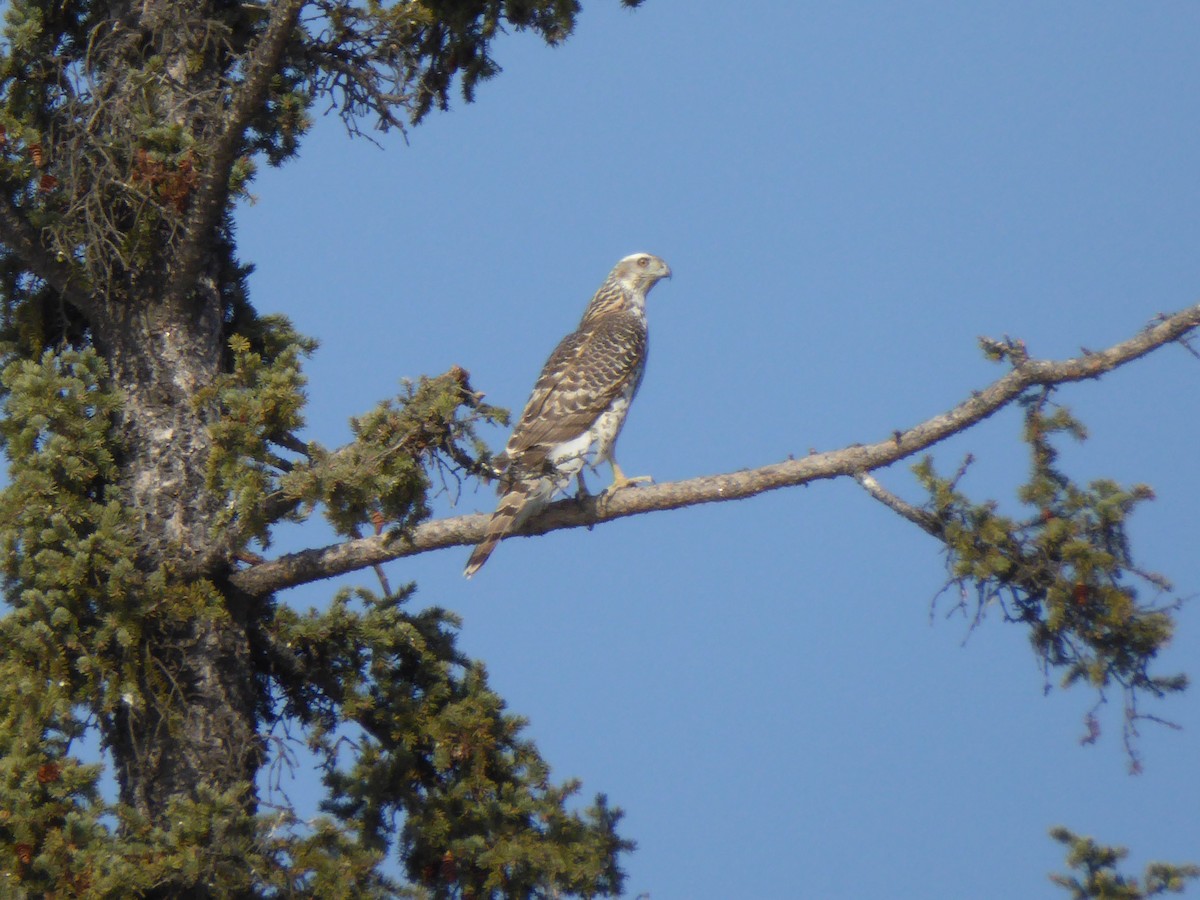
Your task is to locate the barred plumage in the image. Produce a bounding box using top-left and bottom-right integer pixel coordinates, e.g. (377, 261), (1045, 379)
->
(464, 253), (671, 578)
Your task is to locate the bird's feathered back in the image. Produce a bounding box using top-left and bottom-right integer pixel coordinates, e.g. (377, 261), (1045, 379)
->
(464, 253), (671, 577)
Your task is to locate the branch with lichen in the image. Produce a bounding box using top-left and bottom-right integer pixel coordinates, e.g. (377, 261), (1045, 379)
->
(223, 304), (1200, 764)
(862, 393), (1184, 767)
(199, 310), (504, 557)
(231, 302), (1200, 596)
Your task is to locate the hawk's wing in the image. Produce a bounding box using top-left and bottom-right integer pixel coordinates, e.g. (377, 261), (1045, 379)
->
(464, 313), (647, 578)
(504, 313), (647, 469)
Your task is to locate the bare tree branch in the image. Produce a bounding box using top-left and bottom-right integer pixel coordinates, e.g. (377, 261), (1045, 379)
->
(230, 303), (1200, 597)
(165, 0), (307, 310)
(855, 472), (941, 536)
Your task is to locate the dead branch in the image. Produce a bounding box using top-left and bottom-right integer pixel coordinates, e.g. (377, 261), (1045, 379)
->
(855, 472), (941, 536)
(229, 302), (1200, 597)
(165, 0), (307, 311)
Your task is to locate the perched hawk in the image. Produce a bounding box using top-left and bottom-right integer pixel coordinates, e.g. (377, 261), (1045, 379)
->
(464, 252), (672, 577)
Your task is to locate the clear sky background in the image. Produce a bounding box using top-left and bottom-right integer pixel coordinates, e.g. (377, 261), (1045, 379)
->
(233, 3), (1200, 897)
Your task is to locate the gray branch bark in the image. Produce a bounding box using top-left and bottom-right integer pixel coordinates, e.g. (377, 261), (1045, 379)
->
(855, 472), (942, 536)
(230, 303), (1200, 597)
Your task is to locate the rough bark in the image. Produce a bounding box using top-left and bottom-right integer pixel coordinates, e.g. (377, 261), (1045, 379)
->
(97, 299), (222, 566)
(72, 0), (305, 826)
(87, 279), (266, 822)
(108, 591), (263, 822)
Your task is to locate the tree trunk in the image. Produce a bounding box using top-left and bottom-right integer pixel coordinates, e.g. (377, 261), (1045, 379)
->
(94, 293), (263, 822)
(67, 0), (277, 833)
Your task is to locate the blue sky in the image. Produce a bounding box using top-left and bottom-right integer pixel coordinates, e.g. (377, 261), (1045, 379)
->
(235, 3), (1200, 896)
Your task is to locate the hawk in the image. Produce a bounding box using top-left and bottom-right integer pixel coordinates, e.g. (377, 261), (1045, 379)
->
(464, 252), (672, 577)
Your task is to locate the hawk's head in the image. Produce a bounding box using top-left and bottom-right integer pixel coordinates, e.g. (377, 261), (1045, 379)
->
(612, 253), (672, 295)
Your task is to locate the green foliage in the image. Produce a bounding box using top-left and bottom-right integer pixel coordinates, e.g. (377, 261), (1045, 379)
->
(0, 253), (80, 359)
(0, 0), (647, 894)
(0, 346), (122, 894)
(0, 0), (645, 305)
(0, 773), (399, 896)
(282, 368), (507, 539)
(204, 318), (506, 550)
(202, 314), (318, 548)
(272, 586), (633, 897)
(915, 387), (1185, 755)
(0, 340), (620, 898)
(6, 0), (1185, 896)
(0, 347), (133, 700)
(0, 350), (261, 895)
(0, 671), (104, 895)
(1050, 828), (1200, 899)
(299, 0), (647, 131)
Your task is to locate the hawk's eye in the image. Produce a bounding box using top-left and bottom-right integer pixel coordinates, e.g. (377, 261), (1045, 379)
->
(637, 257), (649, 267)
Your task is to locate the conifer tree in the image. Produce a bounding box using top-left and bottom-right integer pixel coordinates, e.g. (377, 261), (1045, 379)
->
(0, 1), (642, 895)
(0, 1), (1195, 896)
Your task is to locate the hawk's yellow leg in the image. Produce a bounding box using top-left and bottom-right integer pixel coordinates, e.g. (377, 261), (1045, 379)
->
(603, 460), (653, 498)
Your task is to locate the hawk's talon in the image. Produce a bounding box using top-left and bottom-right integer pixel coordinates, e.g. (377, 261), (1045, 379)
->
(602, 474), (653, 497)
(599, 461), (653, 505)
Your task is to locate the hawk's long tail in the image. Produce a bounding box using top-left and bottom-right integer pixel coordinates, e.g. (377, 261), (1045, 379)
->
(463, 477), (552, 578)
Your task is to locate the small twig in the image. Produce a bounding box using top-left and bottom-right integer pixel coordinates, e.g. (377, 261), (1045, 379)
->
(1176, 331), (1200, 361)
(271, 432), (310, 457)
(369, 511), (392, 597)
